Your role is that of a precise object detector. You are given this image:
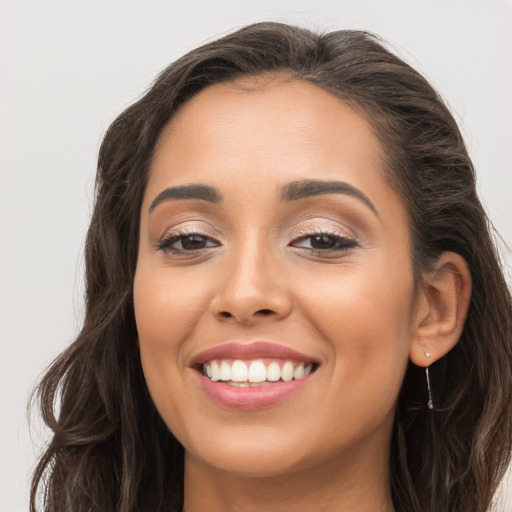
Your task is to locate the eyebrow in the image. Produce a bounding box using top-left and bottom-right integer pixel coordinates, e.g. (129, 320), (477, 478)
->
(148, 179), (378, 216)
(149, 184), (222, 213)
(280, 179), (378, 216)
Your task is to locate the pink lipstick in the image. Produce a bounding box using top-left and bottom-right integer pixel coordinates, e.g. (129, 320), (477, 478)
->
(192, 342), (319, 410)
(191, 341), (318, 365)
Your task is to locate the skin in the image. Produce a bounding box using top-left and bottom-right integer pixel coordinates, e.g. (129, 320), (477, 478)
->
(133, 77), (471, 511)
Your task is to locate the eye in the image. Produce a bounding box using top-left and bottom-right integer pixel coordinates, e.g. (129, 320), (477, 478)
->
(158, 231), (220, 253)
(290, 232), (357, 252)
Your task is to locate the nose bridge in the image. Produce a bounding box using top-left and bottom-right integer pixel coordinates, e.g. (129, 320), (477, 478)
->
(232, 235), (273, 295)
(210, 231), (290, 323)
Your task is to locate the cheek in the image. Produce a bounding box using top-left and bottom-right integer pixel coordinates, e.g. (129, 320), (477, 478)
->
(300, 258), (415, 340)
(134, 265), (210, 350)
(133, 266), (211, 427)
(295, 261), (415, 402)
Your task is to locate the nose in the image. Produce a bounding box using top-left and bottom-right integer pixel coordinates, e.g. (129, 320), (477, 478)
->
(209, 242), (292, 325)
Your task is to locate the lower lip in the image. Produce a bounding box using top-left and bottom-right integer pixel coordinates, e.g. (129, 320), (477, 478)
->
(198, 374), (312, 410)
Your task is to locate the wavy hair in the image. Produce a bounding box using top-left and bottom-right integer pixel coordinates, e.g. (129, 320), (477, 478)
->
(30, 22), (512, 512)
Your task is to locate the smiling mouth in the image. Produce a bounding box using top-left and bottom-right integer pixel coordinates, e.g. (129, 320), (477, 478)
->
(191, 342), (320, 409)
(201, 359), (317, 387)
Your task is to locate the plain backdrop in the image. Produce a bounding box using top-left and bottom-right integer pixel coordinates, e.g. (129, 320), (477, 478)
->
(1, 1), (511, 510)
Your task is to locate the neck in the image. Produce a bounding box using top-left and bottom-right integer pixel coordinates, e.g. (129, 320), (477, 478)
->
(183, 441), (394, 512)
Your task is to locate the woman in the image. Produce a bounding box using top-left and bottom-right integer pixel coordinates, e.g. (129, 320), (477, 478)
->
(30, 22), (512, 512)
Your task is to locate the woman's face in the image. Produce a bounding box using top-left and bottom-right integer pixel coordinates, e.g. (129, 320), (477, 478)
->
(134, 77), (420, 477)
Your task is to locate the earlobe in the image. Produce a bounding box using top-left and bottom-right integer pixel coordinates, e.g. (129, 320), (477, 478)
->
(409, 252), (472, 367)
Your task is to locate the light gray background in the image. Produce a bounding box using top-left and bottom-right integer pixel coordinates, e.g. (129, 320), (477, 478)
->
(1, 1), (511, 510)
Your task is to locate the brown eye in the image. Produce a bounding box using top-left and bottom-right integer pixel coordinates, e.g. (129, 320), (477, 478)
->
(158, 232), (220, 253)
(310, 234), (337, 250)
(181, 234), (209, 250)
(291, 233), (357, 252)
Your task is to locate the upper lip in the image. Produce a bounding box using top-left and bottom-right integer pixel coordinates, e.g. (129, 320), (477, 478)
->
(190, 341), (320, 366)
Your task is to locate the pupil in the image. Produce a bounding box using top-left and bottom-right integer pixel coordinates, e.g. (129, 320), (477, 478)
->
(182, 235), (206, 250)
(311, 234), (335, 249)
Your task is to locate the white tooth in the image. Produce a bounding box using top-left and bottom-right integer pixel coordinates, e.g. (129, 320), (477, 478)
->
(231, 360), (248, 382)
(281, 361), (294, 382)
(248, 360), (266, 382)
(266, 361), (281, 381)
(205, 363), (212, 378)
(211, 361), (220, 381)
(228, 381), (249, 387)
(304, 364), (313, 376)
(219, 361), (231, 381)
(293, 363), (305, 380)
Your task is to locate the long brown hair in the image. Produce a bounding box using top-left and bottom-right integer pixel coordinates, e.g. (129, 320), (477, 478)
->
(30, 22), (512, 512)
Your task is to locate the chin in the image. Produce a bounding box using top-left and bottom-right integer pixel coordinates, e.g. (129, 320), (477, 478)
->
(187, 443), (312, 478)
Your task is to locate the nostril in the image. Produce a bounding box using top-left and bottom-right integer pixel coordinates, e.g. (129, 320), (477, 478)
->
(220, 311), (233, 318)
(256, 309), (275, 316)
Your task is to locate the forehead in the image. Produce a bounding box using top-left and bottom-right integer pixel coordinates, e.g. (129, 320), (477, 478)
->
(144, 77), (404, 223)
(157, 76), (380, 156)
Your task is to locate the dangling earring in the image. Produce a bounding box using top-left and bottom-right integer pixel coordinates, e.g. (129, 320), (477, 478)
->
(423, 346), (433, 410)
(425, 367), (434, 410)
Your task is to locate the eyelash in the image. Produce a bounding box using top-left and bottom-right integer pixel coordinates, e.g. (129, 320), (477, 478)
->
(157, 228), (220, 254)
(157, 228), (357, 255)
(290, 228), (358, 253)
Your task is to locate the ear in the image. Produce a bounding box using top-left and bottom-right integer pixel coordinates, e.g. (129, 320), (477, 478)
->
(409, 252), (472, 367)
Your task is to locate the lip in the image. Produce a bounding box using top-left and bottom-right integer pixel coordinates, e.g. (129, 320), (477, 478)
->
(191, 341), (319, 365)
(191, 341), (319, 410)
(197, 374), (312, 410)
